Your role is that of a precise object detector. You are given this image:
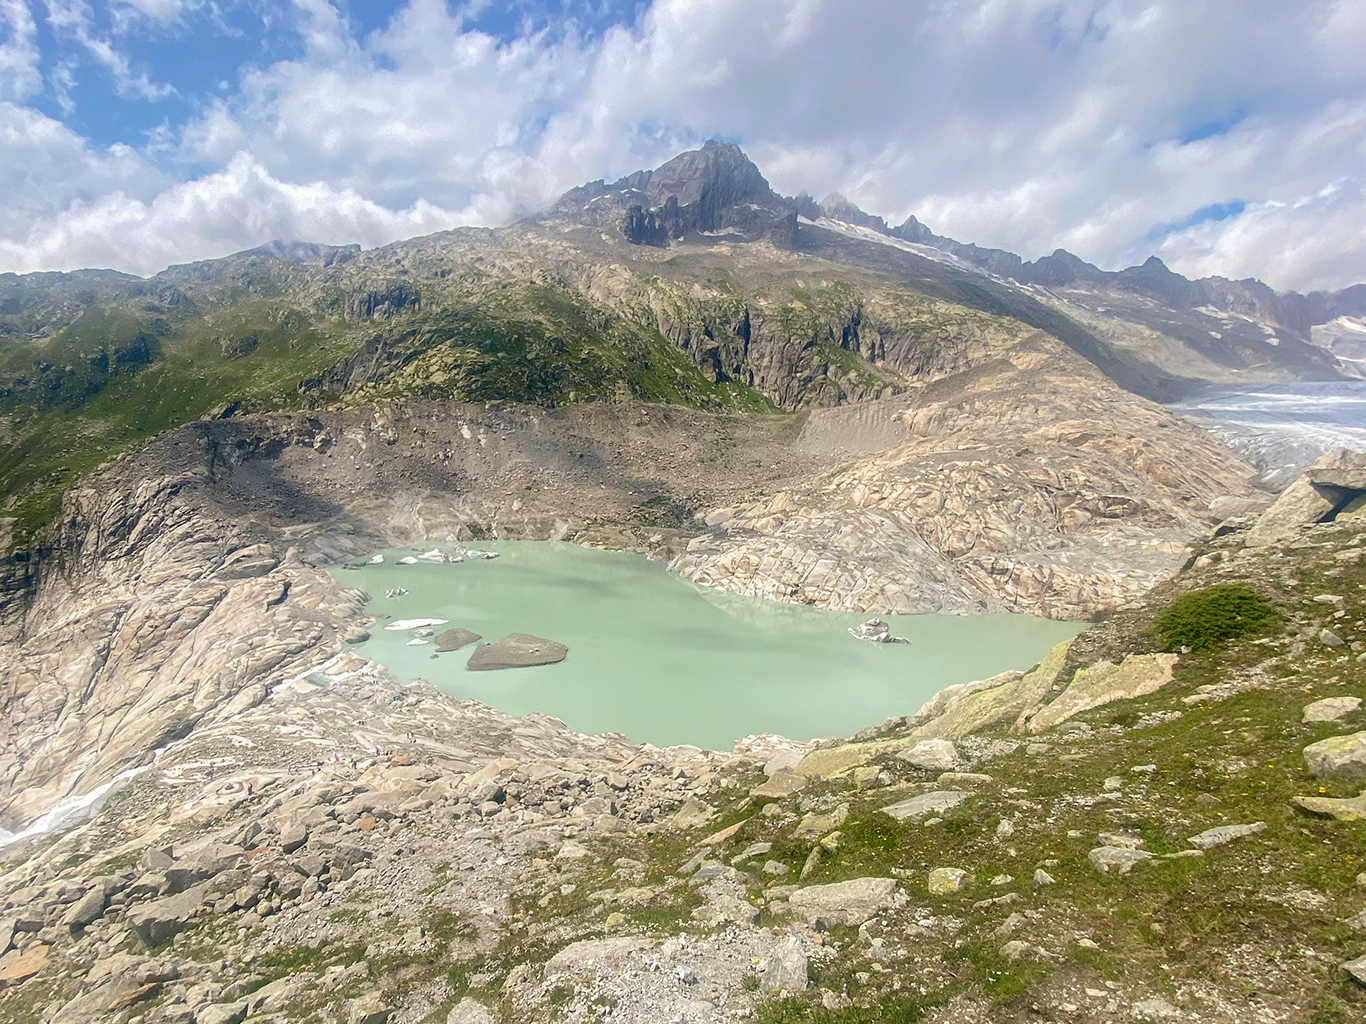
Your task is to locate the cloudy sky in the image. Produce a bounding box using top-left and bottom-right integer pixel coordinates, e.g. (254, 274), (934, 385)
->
(1, 0), (1364, 292)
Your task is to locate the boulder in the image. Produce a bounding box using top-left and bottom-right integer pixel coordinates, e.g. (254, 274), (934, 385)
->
(1303, 697), (1362, 723)
(792, 804), (848, 838)
(907, 639), (1073, 740)
(1187, 822), (1266, 849)
(1088, 847), (1152, 875)
(447, 998), (494, 1024)
(1343, 954), (1366, 986)
(195, 1003), (247, 1024)
(794, 741), (902, 778)
(671, 798), (716, 829)
(126, 883), (213, 947)
(750, 769), (806, 798)
(880, 791), (970, 821)
(466, 634), (567, 670)
(1246, 449), (1366, 548)
(280, 822), (309, 854)
(1022, 654), (1178, 734)
(896, 739), (958, 771)
(62, 886), (107, 928)
(1306, 448), (1366, 490)
(348, 992), (392, 1024)
(164, 845), (243, 894)
(788, 877), (900, 926)
(761, 936), (808, 994)
(927, 868), (968, 894)
(1293, 790), (1366, 821)
(546, 937), (653, 975)
(436, 628), (482, 652)
(1303, 732), (1366, 780)
(0, 943), (48, 986)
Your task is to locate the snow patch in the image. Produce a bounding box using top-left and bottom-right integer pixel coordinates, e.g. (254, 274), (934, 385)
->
(0, 766), (149, 847)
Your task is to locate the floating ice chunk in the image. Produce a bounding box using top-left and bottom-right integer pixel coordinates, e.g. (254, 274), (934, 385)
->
(385, 618), (450, 631)
(406, 638), (430, 646)
(369, 554), (384, 564)
(418, 548), (446, 563)
(398, 556), (419, 564)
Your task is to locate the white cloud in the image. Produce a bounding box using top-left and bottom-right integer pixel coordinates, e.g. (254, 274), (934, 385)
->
(0, 0), (40, 100)
(3, 0), (1366, 292)
(0, 101), (163, 235)
(0, 151), (467, 275)
(43, 0), (176, 99)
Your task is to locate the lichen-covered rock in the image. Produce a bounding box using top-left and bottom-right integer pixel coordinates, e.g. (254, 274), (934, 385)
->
(1293, 790), (1366, 821)
(927, 868), (968, 894)
(1187, 822), (1265, 849)
(1303, 732), (1366, 780)
(446, 998), (494, 1024)
(1303, 696), (1362, 723)
(1021, 653), (1178, 734)
(761, 936), (808, 994)
(896, 738), (958, 770)
(907, 639), (1074, 741)
(794, 741), (901, 778)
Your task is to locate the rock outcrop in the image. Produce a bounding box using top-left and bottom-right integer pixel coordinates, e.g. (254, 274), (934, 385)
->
(1245, 448), (1366, 547)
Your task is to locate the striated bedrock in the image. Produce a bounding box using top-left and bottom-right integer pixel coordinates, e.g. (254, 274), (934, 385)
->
(0, 456), (374, 834)
(671, 330), (1259, 619)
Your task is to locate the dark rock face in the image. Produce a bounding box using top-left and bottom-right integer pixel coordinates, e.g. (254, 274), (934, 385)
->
(436, 628), (482, 652)
(466, 634), (568, 671)
(548, 141), (798, 249)
(345, 283), (421, 320)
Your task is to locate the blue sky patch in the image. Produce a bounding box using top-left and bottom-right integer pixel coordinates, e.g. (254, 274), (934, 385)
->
(1147, 200), (1246, 242)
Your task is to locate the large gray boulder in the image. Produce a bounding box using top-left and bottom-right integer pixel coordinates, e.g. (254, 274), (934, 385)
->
(896, 739), (958, 771)
(1303, 731), (1366, 781)
(1246, 448), (1366, 548)
(880, 791), (969, 821)
(787, 877), (900, 927)
(466, 634), (568, 671)
(61, 886), (107, 928)
(126, 883), (213, 946)
(761, 936), (808, 994)
(164, 845), (243, 894)
(1304, 696), (1362, 723)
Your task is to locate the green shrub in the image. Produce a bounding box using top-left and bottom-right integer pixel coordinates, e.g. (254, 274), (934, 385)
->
(1154, 585), (1277, 650)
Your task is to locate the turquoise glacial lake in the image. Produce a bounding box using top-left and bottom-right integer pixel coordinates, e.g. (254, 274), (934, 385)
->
(336, 542), (1084, 751)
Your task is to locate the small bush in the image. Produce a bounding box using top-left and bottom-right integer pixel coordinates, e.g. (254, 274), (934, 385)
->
(1154, 585), (1277, 650)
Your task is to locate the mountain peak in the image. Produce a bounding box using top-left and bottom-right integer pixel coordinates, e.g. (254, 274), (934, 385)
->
(547, 141), (796, 248)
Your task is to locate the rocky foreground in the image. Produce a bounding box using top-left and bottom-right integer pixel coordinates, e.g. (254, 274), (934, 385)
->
(2, 457), (1366, 1023)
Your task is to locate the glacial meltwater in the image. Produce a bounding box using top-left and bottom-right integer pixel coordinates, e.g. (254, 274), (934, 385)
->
(335, 542), (1084, 751)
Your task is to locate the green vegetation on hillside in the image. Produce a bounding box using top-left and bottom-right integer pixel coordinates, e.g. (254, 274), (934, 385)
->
(0, 299), (354, 537)
(1154, 584), (1279, 650)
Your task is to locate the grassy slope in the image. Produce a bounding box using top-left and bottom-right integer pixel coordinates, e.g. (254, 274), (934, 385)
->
(0, 239), (1042, 545)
